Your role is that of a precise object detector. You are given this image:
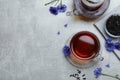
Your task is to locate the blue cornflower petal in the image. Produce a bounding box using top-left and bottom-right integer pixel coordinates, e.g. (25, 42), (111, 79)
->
(105, 39), (115, 51)
(105, 64), (110, 68)
(57, 4), (67, 13)
(105, 42), (115, 51)
(94, 67), (102, 78)
(49, 6), (58, 15)
(63, 45), (70, 56)
(114, 42), (120, 51)
(64, 24), (68, 28)
(106, 38), (112, 43)
(57, 31), (60, 35)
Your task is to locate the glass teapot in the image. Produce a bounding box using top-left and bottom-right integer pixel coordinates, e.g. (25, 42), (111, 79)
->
(72, 0), (110, 19)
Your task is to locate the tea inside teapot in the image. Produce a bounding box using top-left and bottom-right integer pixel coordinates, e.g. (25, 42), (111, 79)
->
(81, 0), (105, 11)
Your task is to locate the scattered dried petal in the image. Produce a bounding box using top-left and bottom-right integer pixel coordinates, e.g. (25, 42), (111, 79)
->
(94, 67), (102, 78)
(57, 31), (60, 35)
(105, 64), (110, 68)
(64, 24), (68, 28)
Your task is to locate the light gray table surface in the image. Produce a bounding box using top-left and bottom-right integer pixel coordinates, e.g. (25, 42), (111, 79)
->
(0, 0), (120, 80)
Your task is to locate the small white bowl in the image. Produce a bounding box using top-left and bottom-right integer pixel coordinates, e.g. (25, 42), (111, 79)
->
(105, 26), (120, 38)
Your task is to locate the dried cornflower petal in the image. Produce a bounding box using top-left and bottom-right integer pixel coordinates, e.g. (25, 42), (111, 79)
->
(49, 6), (58, 15)
(57, 4), (67, 13)
(57, 31), (60, 35)
(63, 45), (70, 56)
(94, 67), (102, 78)
(105, 39), (115, 51)
(64, 24), (68, 28)
(114, 42), (120, 51)
(105, 64), (110, 68)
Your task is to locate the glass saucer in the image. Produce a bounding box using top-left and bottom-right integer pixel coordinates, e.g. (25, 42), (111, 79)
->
(73, 0), (110, 18)
(65, 56), (102, 68)
(64, 31), (104, 68)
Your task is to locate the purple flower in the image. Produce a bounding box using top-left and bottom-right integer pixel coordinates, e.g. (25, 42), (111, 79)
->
(94, 67), (102, 78)
(105, 39), (115, 51)
(114, 42), (120, 51)
(57, 4), (67, 13)
(49, 6), (58, 15)
(63, 45), (70, 56)
(105, 64), (110, 68)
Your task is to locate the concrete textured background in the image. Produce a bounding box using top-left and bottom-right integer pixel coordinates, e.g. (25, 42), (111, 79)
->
(0, 0), (120, 80)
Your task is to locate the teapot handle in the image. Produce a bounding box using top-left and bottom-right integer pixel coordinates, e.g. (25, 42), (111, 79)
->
(66, 9), (79, 16)
(73, 9), (79, 16)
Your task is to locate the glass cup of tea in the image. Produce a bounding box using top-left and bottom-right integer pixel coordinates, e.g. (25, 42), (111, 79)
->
(65, 31), (103, 68)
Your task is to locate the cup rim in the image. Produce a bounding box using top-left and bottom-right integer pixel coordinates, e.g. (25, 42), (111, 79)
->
(70, 31), (101, 60)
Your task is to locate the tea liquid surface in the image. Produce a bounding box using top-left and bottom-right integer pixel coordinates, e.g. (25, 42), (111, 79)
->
(70, 32), (100, 59)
